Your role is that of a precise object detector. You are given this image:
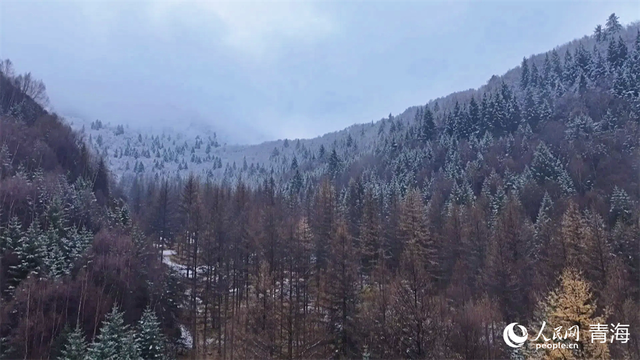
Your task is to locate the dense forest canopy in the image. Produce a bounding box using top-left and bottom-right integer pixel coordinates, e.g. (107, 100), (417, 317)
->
(0, 13), (639, 360)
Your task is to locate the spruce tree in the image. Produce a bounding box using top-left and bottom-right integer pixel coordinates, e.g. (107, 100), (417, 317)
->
(467, 97), (481, 136)
(328, 149), (341, 180)
(530, 62), (540, 88)
(609, 186), (634, 225)
(551, 50), (563, 83)
(531, 142), (575, 194)
(605, 13), (622, 36)
(8, 220), (45, 290)
(563, 50), (577, 85)
(520, 57), (530, 90)
(59, 326), (89, 360)
(594, 24), (604, 42)
(421, 106), (436, 141)
(88, 304), (140, 360)
(1, 216), (22, 253)
(135, 307), (166, 360)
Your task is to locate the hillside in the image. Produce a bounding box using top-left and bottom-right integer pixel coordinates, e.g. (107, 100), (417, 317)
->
(0, 63), (181, 359)
(72, 20), (639, 194)
(121, 14), (640, 359)
(1, 12), (638, 360)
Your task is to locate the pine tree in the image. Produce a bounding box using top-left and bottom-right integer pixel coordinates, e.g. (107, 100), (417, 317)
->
(551, 50), (563, 83)
(135, 307), (166, 360)
(605, 13), (622, 37)
(574, 43), (591, 74)
(88, 304), (141, 360)
(523, 88), (541, 130)
(521, 57), (530, 90)
(563, 50), (577, 86)
(600, 109), (618, 132)
(421, 106), (436, 141)
(58, 326), (88, 360)
(467, 96), (481, 137)
(1, 216), (22, 253)
(589, 45), (607, 81)
(328, 149), (341, 180)
(542, 53), (553, 87)
(609, 186), (633, 225)
(531, 142), (575, 194)
(594, 24), (605, 42)
(8, 219), (45, 289)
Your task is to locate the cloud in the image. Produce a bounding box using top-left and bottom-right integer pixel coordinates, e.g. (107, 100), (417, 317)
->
(147, 0), (336, 56)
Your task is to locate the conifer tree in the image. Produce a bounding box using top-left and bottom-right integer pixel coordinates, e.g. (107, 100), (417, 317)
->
(530, 62), (540, 88)
(533, 192), (553, 262)
(58, 326), (88, 360)
(88, 304), (140, 360)
(605, 13), (622, 36)
(135, 307), (166, 360)
(521, 57), (530, 90)
(358, 188), (381, 274)
(421, 106), (436, 141)
(325, 222), (360, 359)
(563, 50), (577, 85)
(526, 268), (609, 360)
(531, 142), (575, 194)
(7, 220), (44, 291)
(523, 88), (541, 130)
(594, 24), (605, 42)
(328, 149), (341, 180)
(609, 186), (633, 225)
(551, 49), (563, 83)
(559, 201), (587, 268)
(582, 210), (611, 290)
(1, 216), (22, 253)
(590, 45), (607, 80)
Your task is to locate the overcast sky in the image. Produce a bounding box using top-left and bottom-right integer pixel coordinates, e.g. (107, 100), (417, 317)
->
(1, 1), (639, 144)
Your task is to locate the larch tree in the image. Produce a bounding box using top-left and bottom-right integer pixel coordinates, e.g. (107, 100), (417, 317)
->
(526, 268), (609, 360)
(325, 222), (360, 359)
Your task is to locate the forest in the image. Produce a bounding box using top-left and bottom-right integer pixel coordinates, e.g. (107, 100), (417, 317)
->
(0, 13), (639, 360)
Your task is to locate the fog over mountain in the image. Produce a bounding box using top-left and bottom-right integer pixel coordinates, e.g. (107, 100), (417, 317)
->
(2, 2), (640, 359)
(1, 1), (638, 144)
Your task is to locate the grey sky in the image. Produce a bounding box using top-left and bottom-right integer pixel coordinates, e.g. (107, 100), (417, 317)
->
(1, 1), (638, 144)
